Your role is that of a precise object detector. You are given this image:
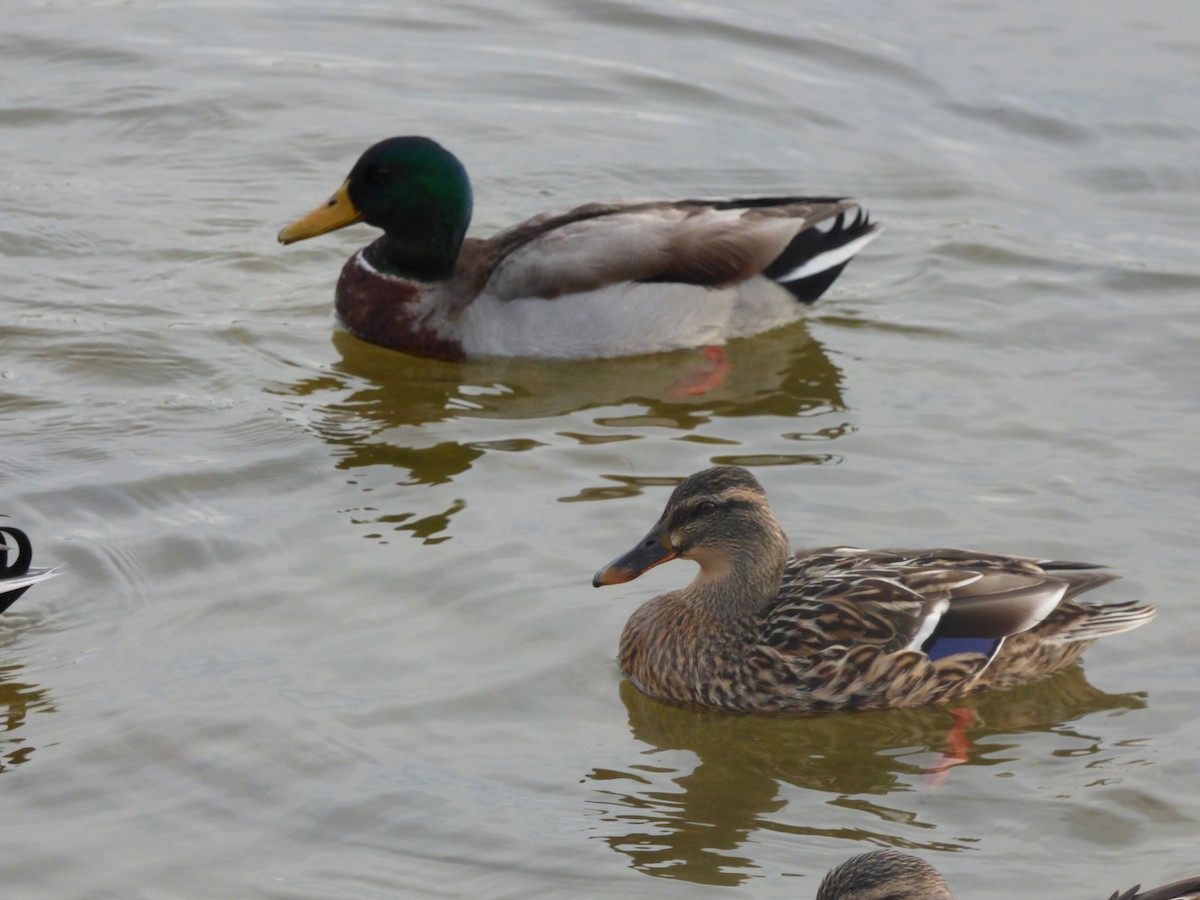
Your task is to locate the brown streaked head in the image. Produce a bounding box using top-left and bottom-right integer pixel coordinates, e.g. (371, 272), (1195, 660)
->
(816, 850), (955, 900)
(593, 466), (783, 589)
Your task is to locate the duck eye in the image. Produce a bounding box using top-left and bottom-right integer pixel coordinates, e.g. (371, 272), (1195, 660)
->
(695, 499), (717, 515)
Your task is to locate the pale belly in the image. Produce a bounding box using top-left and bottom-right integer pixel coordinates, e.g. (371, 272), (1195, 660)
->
(457, 278), (804, 359)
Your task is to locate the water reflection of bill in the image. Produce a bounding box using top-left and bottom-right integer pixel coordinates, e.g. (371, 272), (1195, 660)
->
(0, 666), (54, 774)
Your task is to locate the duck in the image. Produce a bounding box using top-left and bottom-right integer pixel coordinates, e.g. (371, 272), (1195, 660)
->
(817, 850), (953, 899)
(592, 466), (1155, 712)
(1, 524), (59, 615)
(815, 849), (1200, 899)
(277, 136), (879, 361)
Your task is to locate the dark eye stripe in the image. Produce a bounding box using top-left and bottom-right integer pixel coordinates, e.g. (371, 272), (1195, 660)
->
(710, 498), (757, 513)
(673, 497), (756, 526)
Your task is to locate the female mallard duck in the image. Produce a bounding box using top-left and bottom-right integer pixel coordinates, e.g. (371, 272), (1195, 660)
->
(278, 137), (879, 361)
(816, 849), (1200, 899)
(1, 524), (58, 615)
(593, 466), (1155, 712)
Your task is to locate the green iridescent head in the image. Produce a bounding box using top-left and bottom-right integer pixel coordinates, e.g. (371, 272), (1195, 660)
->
(279, 136), (474, 280)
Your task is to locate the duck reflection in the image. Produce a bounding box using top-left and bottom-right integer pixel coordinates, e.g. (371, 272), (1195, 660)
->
(584, 669), (1146, 886)
(303, 321), (844, 430)
(272, 322), (848, 541)
(0, 664), (54, 773)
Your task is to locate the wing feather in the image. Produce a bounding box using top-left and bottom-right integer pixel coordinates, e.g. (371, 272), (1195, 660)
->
(481, 199), (855, 301)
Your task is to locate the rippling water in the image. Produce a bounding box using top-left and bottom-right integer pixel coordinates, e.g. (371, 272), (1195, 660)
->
(4, 1), (1200, 896)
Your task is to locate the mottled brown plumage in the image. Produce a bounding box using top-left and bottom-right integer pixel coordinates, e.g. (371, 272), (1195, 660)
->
(593, 466), (1155, 713)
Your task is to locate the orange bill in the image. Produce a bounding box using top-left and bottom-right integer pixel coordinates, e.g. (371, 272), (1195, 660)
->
(277, 179), (363, 244)
(593, 522), (677, 587)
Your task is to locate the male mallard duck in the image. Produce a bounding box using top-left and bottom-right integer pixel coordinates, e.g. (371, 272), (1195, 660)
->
(278, 137), (879, 361)
(1, 524), (59, 615)
(816, 850), (1200, 900)
(592, 466), (1155, 712)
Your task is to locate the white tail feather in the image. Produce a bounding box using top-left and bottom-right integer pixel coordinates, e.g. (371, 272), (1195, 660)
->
(774, 227), (882, 283)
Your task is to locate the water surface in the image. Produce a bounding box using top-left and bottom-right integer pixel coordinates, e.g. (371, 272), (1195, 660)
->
(3, 0), (1199, 896)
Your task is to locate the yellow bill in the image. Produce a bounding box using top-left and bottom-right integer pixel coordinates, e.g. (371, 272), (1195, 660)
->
(277, 179), (363, 244)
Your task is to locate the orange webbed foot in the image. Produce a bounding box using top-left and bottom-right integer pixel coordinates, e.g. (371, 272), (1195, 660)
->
(671, 346), (731, 397)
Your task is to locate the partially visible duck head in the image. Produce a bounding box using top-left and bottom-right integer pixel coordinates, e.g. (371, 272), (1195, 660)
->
(816, 850), (955, 900)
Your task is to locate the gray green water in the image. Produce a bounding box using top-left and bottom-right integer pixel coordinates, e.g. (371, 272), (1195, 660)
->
(4, 1), (1199, 896)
